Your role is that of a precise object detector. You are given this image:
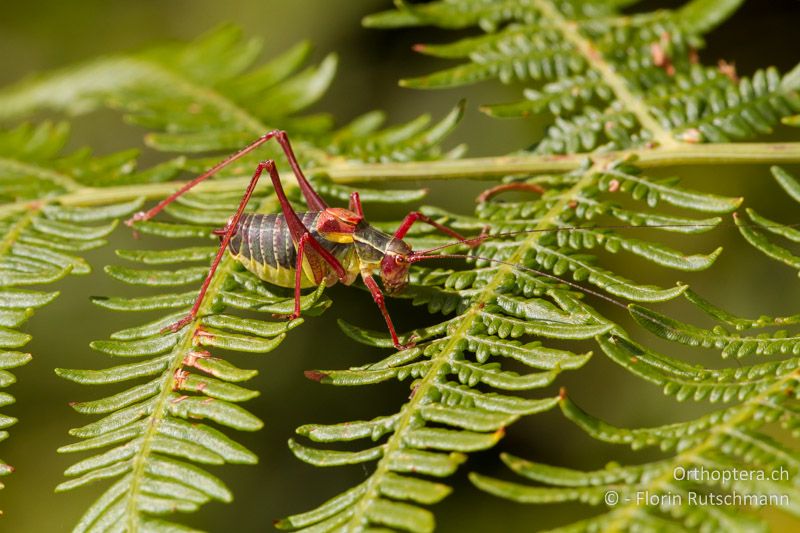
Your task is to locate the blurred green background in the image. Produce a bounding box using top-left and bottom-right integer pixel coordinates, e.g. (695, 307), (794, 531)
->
(1, 1), (800, 531)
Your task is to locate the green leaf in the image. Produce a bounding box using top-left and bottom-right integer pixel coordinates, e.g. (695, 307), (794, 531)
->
(630, 304), (800, 358)
(679, 0), (747, 33)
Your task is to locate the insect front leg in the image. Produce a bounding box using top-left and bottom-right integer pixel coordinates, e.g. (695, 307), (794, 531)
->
(349, 192), (364, 218)
(362, 272), (414, 351)
(394, 211), (485, 248)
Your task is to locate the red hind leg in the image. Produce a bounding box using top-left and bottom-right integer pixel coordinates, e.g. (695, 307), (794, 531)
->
(262, 161), (348, 282)
(166, 159), (349, 332)
(165, 160), (269, 332)
(127, 130), (328, 225)
(261, 161), (352, 320)
(271, 130), (328, 211)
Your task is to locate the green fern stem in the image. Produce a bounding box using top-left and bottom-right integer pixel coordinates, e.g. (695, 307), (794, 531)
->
(121, 263), (233, 530)
(122, 194), (278, 530)
(0, 140), (796, 221)
(326, 142), (800, 181)
(345, 167), (598, 529)
(0, 207), (39, 256)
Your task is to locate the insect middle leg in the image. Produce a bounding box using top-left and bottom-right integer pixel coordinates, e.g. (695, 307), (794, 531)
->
(393, 211), (490, 249)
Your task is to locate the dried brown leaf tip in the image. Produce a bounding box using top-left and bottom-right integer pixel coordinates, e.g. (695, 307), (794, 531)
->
(304, 370), (328, 382)
(718, 59), (739, 83)
(651, 32), (675, 76)
(677, 128), (702, 143)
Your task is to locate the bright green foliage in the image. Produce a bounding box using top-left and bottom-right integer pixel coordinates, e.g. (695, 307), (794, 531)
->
(55, 190), (304, 531)
(368, 0), (800, 152)
(0, 26), (464, 173)
(0, 122), (177, 501)
(0, 1), (798, 531)
(8, 26), (468, 531)
(473, 359), (800, 531)
(59, 197), (430, 531)
(270, 0), (800, 531)
(455, 171), (800, 529)
(737, 167), (800, 276)
(0, 122), (182, 201)
(279, 158), (744, 530)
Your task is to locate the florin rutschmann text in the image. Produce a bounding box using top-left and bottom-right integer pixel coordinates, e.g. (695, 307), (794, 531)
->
(602, 466), (791, 508)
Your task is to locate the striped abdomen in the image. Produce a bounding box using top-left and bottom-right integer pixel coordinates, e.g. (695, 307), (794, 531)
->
(228, 213), (358, 288)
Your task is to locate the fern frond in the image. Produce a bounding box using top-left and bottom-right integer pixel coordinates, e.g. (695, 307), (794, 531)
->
(467, 245), (800, 530)
(737, 167), (800, 276)
(600, 333), (800, 404)
(369, 0), (800, 152)
(0, 121), (175, 499)
(0, 25), (463, 176)
(0, 5), (797, 530)
(473, 372), (800, 531)
(0, 27), (336, 177)
(55, 189), (308, 531)
(462, 177), (800, 531)
(22, 27), (467, 529)
(325, 101), (467, 163)
(280, 155), (741, 530)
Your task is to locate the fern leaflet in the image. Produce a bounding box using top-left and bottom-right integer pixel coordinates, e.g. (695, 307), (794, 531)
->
(0, 120), (184, 504)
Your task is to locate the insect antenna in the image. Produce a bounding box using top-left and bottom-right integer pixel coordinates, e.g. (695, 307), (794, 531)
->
(403, 216), (800, 313)
(408, 251), (630, 310)
(409, 216), (800, 257)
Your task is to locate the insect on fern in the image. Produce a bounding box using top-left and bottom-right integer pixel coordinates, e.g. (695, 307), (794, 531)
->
(0, 0), (799, 530)
(71, 124), (777, 533)
(125, 129), (485, 350)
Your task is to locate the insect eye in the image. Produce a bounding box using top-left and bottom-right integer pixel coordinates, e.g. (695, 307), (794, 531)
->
(395, 255), (406, 264)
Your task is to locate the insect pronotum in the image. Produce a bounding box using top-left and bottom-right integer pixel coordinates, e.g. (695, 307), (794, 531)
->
(126, 131), (789, 350)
